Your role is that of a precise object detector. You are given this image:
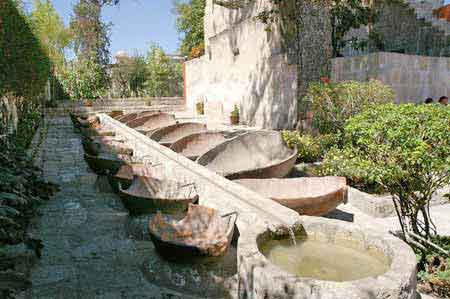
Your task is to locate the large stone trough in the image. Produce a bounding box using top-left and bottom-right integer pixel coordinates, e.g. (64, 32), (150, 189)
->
(98, 114), (418, 299)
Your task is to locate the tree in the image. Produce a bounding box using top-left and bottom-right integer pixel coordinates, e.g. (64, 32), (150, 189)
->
(321, 104), (450, 254)
(30, 0), (72, 75)
(60, 59), (107, 100)
(111, 54), (148, 97)
(330, 0), (372, 57)
(69, 0), (118, 99)
(70, 0), (111, 67)
(173, 0), (206, 57)
(145, 45), (183, 97)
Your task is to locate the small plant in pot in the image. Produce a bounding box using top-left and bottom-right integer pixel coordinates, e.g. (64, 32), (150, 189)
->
(230, 104), (239, 125)
(196, 101), (204, 115)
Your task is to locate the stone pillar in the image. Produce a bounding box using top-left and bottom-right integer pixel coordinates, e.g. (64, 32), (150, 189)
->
(295, 0), (332, 131)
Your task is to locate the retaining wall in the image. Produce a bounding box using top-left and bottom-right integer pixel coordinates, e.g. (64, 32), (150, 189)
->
(331, 52), (450, 103)
(45, 97), (185, 117)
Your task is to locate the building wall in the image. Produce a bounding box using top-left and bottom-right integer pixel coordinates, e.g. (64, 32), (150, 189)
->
(332, 52), (450, 103)
(185, 0), (298, 129)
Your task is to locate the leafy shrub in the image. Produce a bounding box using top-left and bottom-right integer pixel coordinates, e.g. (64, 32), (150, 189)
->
(283, 131), (338, 163)
(321, 104), (450, 242)
(307, 79), (395, 134)
(60, 59), (107, 100)
(319, 147), (387, 194)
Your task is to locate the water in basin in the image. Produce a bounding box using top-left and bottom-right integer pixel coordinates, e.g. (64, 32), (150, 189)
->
(260, 237), (390, 282)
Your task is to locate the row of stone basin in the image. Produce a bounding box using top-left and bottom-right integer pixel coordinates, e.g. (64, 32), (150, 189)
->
(70, 111), (418, 299)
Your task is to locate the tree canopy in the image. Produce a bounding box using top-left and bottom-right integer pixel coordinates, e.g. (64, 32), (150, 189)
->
(174, 0), (206, 57)
(30, 0), (72, 74)
(70, 0), (111, 67)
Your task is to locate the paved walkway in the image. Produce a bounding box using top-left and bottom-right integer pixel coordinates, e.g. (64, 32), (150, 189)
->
(19, 117), (208, 299)
(19, 116), (449, 299)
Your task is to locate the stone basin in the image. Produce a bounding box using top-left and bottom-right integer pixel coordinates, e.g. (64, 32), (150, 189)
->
(238, 217), (417, 299)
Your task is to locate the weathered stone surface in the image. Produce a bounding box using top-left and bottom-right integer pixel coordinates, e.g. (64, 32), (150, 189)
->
(239, 217), (418, 299)
(186, 0), (299, 129)
(331, 52), (450, 104)
(348, 186), (449, 218)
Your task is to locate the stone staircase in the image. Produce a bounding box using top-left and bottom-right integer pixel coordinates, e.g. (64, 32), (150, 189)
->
(406, 0), (450, 35)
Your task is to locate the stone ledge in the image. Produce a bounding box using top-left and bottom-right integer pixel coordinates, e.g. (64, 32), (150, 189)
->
(348, 186), (449, 218)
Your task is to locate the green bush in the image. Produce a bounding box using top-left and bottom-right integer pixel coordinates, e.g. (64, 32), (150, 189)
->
(321, 103), (450, 241)
(307, 79), (395, 134)
(60, 59), (107, 100)
(282, 131), (338, 163)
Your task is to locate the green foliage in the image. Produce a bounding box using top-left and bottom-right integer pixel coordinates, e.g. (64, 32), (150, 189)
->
(196, 101), (205, 115)
(321, 104), (450, 240)
(145, 45), (183, 97)
(230, 104), (240, 117)
(330, 0), (373, 57)
(307, 79), (395, 134)
(111, 54), (148, 97)
(30, 0), (72, 75)
(0, 139), (57, 296)
(282, 131), (338, 163)
(59, 59), (107, 100)
(70, 0), (111, 81)
(0, 0), (51, 147)
(0, 0), (51, 99)
(320, 146), (387, 193)
(174, 0), (206, 57)
(254, 0), (373, 57)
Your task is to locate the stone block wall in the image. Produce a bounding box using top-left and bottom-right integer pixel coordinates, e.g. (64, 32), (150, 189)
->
(331, 52), (450, 103)
(45, 97), (185, 116)
(342, 0), (450, 57)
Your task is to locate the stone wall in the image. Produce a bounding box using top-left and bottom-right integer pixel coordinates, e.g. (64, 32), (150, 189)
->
(186, 0), (298, 129)
(45, 97), (185, 117)
(343, 0), (450, 57)
(331, 52), (450, 103)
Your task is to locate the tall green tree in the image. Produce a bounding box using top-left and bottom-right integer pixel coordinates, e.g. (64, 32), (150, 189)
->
(70, 0), (111, 67)
(66, 0), (118, 100)
(111, 54), (148, 97)
(145, 45), (183, 97)
(30, 0), (72, 75)
(173, 0), (206, 57)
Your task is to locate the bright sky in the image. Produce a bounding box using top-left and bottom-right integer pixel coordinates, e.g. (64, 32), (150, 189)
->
(25, 0), (182, 59)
